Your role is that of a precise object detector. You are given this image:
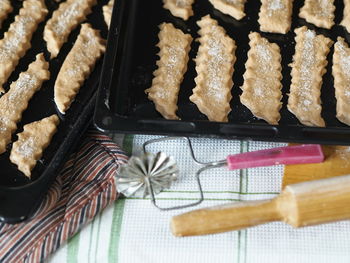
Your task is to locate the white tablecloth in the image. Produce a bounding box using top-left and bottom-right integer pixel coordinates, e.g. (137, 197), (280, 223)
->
(48, 134), (350, 263)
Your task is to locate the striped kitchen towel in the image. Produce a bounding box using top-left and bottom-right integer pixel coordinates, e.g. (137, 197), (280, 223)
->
(0, 129), (128, 263)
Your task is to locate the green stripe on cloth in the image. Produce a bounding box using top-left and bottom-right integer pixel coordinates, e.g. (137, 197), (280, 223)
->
(67, 232), (80, 263)
(108, 199), (126, 263)
(244, 141), (250, 263)
(237, 141), (249, 263)
(94, 214), (102, 263)
(162, 190), (279, 195)
(108, 134), (134, 263)
(88, 217), (95, 262)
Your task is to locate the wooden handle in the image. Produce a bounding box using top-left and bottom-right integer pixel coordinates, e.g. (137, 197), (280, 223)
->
(171, 175), (350, 237)
(171, 199), (281, 237)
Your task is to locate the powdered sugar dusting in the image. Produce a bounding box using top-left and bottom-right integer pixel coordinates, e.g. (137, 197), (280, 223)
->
(0, 117), (10, 132)
(307, 0), (334, 19)
(224, 0), (239, 4)
(155, 45), (183, 99)
(250, 39), (277, 100)
(335, 39), (350, 102)
(9, 73), (37, 102)
(152, 25), (189, 100)
(256, 43), (272, 72)
(175, 0), (191, 8)
(266, 0), (284, 17)
(336, 40), (350, 79)
(205, 28), (232, 102)
(297, 29), (317, 112)
(16, 137), (35, 158)
(0, 15), (35, 61)
(269, 0), (284, 10)
(53, 1), (81, 35)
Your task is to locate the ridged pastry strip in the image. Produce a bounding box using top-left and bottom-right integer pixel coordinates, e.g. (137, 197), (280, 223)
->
(44, 0), (97, 58)
(190, 15), (236, 122)
(208, 0), (246, 20)
(287, 26), (332, 127)
(54, 24), (106, 114)
(0, 0), (47, 93)
(0, 0), (12, 28)
(332, 37), (350, 126)
(0, 54), (50, 154)
(258, 0), (293, 34)
(240, 32), (282, 125)
(10, 115), (60, 178)
(103, 0), (114, 28)
(163, 0), (195, 20)
(341, 0), (350, 33)
(145, 23), (192, 120)
(299, 0), (335, 29)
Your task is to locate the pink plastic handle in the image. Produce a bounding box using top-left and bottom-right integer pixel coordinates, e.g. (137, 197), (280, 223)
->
(226, 144), (324, 170)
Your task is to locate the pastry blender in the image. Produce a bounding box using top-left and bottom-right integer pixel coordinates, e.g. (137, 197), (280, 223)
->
(116, 137), (324, 210)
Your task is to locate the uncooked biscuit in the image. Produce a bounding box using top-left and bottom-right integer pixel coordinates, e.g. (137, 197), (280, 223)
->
(10, 115), (60, 178)
(287, 27), (332, 127)
(332, 37), (350, 126)
(240, 32), (282, 125)
(0, 54), (50, 154)
(299, 0), (335, 29)
(103, 0), (114, 28)
(54, 24), (106, 114)
(0, 0), (13, 29)
(341, 0), (350, 33)
(209, 0), (246, 20)
(258, 0), (293, 34)
(145, 23), (192, 120)
(163, 0), (195, 20)
(190, 15), (236, 122)
(0, 0), (47, 93)
(44, 0), (97, 58)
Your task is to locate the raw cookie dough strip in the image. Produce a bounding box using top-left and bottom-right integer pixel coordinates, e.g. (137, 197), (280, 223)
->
(44, 0), (97, 58)
(190, 15), (236, 122)
(54, 24), (106, 114)
(163, 0), (195, 20)
(258, 0), (293, 34)
(299, 0), (335, 29)
(0, 0), (13, 28)
(208, 0), (246, 20)
(332, 37), (350, 126)
(103, 0), (114, 28)
(287, 26), (332, 127)
(240, 32), (282, 125)
(341, 0), (350, 33)
(0, 54), (50, 154)
(0, 0), (47, 93)
(10, 115), (60, 178)
(145, 23), (192, 120)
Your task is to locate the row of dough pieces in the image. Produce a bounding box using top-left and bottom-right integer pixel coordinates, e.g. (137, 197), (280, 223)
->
(146, 16), (350, 127)
(164, 0), (350, 33)
(0, 0), (114, 178)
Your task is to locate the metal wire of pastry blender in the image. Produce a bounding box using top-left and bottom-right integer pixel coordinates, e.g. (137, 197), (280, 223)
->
(116, 137), (224, 211)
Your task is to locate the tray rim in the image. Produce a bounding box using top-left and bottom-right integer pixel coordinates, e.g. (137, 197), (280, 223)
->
(94, 0), (350, 146)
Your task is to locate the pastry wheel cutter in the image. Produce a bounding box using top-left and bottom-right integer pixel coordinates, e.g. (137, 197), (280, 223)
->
(116, 137), (324, 210)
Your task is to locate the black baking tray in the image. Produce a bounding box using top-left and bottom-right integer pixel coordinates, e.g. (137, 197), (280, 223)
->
(0, 0), (110, 223)
(95, 0), (350, 145)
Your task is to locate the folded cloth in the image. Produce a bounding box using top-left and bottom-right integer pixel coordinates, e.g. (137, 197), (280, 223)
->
(0, 129), (128, 263)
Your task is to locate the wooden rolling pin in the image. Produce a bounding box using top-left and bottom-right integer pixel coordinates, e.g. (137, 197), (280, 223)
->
(171, 174), (350, 237)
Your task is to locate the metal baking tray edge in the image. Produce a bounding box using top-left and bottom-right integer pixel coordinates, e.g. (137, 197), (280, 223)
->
(94, 0), (350, 145)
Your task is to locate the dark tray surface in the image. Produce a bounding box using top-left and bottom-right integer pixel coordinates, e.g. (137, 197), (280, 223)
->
(95, 0), (350, 145)
(0, 0), (109, 222)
